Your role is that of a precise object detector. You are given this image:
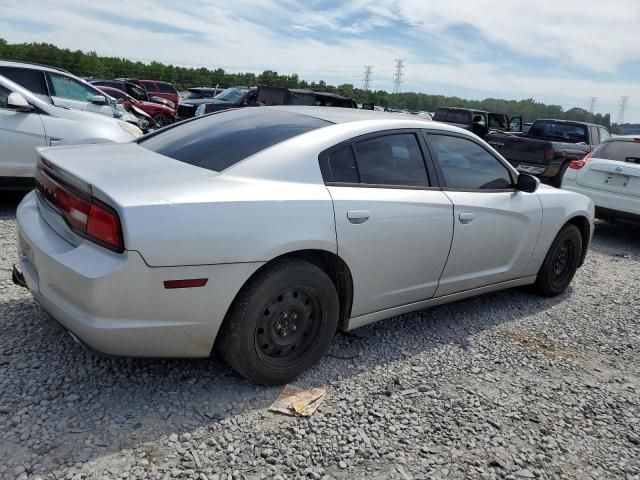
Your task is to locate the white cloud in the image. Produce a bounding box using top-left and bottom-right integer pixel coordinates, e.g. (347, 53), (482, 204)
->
(1, 0), (639, 120)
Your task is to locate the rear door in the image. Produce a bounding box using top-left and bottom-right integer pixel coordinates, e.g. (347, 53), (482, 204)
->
(322, 131), (454, 317)
(425, 131), (542, 296)
(0, 82), (46, 177)
(576, 140), (640, 197)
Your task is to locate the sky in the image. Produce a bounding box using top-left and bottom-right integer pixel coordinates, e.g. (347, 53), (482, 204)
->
(1, 0), (639, 122)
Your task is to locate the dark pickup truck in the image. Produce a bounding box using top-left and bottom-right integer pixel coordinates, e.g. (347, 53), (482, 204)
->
(433, 107), (522, 139)
(486, 119), (613, 186)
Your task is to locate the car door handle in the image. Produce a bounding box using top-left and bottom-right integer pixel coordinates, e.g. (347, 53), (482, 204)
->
(347, 210), (370, 224)
(459, 212), (475, 224)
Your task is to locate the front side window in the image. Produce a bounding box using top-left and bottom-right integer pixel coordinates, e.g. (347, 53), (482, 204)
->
(141, 81), (155, 92)
(139, 109), (330, 172)
(0, 67), (48, 95)
(428, 134), (513, 190)
(47, 72), (99, 102)
(353, 133), (429, 187)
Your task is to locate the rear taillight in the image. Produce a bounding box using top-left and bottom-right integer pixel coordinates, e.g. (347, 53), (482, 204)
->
(569, 151), (592, 170)
(35, 167), (123, 252)
(544, 146), (554, 161)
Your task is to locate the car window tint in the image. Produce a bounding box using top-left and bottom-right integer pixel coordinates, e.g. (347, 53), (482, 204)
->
(354, 133), (429, 187)
(158, 82), (176, 93)
(0, 67), (48, 95)
(429, 134), (513, 189)
(140, 81), (154, 91)
(0, 85), (9, 108)
(139, 109), (331, 172)
(47, 72), (98, 102)
(599, 128), (611, 141)
(592, 141), (640, 163)
(324, 146), (359, 183)
(433, 109), (471, 124)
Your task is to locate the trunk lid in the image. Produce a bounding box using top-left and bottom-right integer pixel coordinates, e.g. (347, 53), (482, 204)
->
(576, 158), (640, 197)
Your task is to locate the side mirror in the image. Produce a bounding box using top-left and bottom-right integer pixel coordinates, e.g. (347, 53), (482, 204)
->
(509, 117), (523, 132)
(516, 173), (539, 193)
(91, 95), (107, 105)
(7, 92), (35, 112)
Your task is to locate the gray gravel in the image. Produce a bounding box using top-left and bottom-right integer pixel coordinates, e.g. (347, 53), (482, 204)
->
(1, 193), (639, 480)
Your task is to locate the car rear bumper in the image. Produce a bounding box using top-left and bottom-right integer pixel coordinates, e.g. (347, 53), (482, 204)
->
(16, 191), (263, 358)
(562, 174), (640, 218)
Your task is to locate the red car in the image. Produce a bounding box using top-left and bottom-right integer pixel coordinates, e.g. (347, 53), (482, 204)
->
(139, 80), (180, 107)
(98, 86), (176, 127)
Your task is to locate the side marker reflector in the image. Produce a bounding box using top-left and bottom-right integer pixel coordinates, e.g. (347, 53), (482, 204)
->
(163, 278), (208, 289)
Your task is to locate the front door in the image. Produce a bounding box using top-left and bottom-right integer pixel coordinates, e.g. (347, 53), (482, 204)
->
(0, 84), (46, 177)
(321, 131), (454, 317)
(425, 131), (542, 296)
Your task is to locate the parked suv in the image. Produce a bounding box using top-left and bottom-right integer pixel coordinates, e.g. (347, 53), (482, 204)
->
(0, 74), (141, 189)
(138, 79), (179, 107)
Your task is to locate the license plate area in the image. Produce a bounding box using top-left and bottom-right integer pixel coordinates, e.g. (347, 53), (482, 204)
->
(604, 174), (630, 188)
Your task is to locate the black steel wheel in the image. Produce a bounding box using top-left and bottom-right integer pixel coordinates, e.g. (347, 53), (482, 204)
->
(535, 224), (582, 296)
(218, 259), (339, 385)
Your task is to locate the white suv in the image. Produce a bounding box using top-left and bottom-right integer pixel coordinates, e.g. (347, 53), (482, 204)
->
(0, 74), (141, 189)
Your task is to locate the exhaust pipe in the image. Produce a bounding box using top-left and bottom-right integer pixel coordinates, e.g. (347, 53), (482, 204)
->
(12, 265), (27, 289)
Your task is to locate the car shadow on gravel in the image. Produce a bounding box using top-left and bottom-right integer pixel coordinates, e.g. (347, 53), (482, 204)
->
(0, 192), (28, 218)
(0, 282), (570, 472)
(590, 220), (640, 260)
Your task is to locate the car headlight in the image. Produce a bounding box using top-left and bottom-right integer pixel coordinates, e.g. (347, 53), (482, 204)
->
(195, 104), (206, 117)
(118, 121), (143, 138)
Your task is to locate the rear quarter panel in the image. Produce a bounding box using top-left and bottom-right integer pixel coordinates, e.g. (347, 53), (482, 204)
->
(523, 186), (594, 276)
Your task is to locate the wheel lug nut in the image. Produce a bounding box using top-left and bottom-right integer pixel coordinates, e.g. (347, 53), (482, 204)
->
(292, 325), (297, 331)
(280, 331), (287, 337)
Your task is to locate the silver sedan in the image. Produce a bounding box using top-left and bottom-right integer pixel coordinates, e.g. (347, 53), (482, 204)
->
(14, 106), (594, 384)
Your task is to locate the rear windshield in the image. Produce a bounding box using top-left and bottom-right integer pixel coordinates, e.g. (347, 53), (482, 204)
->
(139, 109), (331, 171)
(529, 121), (587, 143)
(433, 109), (472, 124)
(592, 140), (640, 163)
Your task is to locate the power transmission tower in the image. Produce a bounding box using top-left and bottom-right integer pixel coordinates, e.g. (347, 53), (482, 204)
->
(392, 58), (405, 94)
(588, 97), (598, 114)
(363, 65), (373, 91)
(617, 96), (630, 124)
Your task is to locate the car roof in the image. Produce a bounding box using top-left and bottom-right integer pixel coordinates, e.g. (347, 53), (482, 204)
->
(0, 60), (71, 74)
(266, 105), (433, 125)
(604, 135), (640, 143)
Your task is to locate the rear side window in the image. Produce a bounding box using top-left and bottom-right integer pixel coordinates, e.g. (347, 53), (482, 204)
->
(139, 109), (331, 172)
(353, 133), (429, 187)
(157, 82), (176, 93)
(592, 141), (640, 163)
(599, 127), (611, 142)
(428, 134), (513, 190)
(323, 146), (359, 183)
(0, 67), (48, 95)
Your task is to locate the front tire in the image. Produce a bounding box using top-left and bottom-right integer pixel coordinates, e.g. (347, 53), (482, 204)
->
(534, 224), (582, 296)
(218, 259), (339, 385)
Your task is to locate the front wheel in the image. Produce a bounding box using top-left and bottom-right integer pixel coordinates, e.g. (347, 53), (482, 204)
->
(152, 113), (173, 128)
(534, 224), (582, 296)
(218, 259), (339, 385)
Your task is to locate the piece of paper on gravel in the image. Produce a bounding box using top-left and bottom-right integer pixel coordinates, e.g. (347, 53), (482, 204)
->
(268, 385), (327, 416)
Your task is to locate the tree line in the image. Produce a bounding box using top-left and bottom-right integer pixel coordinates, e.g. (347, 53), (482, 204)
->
(0, 37), (614, 130)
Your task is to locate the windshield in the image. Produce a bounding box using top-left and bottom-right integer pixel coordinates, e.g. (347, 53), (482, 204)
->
(139, 108), (331, 172)
(592, 140), (640, 163)
(529, 121), (587, 143)
(215, 87), (249, 103)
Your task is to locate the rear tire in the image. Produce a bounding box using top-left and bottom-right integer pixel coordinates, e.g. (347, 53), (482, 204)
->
(534, 224), (582, 296)
(218, 259), (339, 385)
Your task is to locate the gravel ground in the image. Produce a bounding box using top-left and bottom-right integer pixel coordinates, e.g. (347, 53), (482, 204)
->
(0, 193), (639, 480)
